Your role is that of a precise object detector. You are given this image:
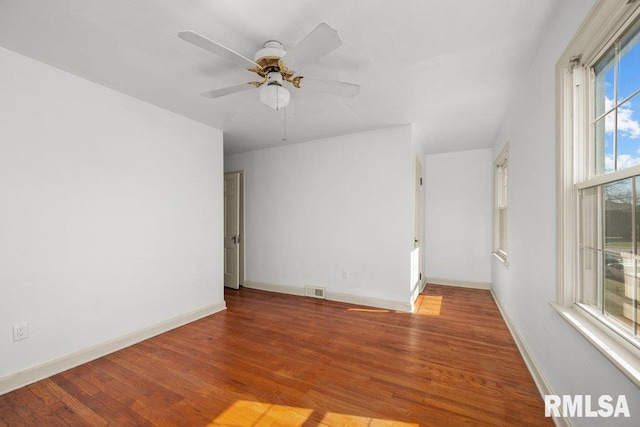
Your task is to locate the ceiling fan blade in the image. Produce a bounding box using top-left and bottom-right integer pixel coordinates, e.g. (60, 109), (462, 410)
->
(282, 23), (341, 72)
(178, 31), (261, 70)
(298, 76), (360, 98)
(201, 83), (254, 99)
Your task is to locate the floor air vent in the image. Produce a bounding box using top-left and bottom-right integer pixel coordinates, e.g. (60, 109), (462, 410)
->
(305, 286), (326, 299)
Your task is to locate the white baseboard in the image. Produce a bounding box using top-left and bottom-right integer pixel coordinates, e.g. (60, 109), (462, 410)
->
(327, 290), (412, 312)
(244, 281), (412, 312)
(490, 288), (569, 427)
(425, 277), (491, 290)
(0, 302), (227, 396)
(243, 280), (306, 296)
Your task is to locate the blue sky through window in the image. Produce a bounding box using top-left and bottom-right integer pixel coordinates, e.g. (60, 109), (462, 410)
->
(619, 27), (640, 102)
(596, 22), (640, 173)
(616, 95), (640, 170)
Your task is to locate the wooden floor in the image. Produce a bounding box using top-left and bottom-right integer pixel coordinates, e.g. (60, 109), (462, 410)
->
(0, 285), (552, 426)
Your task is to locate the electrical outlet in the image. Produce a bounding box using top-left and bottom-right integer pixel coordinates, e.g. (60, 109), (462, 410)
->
(13, 322), (28, 341)
(341, 271), (348, 280)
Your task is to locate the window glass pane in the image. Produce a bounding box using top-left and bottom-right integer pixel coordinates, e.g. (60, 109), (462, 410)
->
(616, 95), (640, 172)
(636, 261), (640, 337)
(595, 48), (615, 118)
(595, 114), (615, 174)
(581, 248), (601, 308)
(604, 253), (634, 332)
(619, 21), (640, 102)
(497, 164), (507, 208)
(498, 207), (507, 251)
(604, 179), (633, 253)
(581, 187), (600, 249)
(633, 260), (640, 335)
(502, 165), (508, 205)
(636, 176), (640, 255)
(581, 187), (603, 310)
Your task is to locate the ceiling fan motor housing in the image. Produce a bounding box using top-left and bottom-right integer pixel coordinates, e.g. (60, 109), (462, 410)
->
(250, 40), (298, 85)
(253, 40), (286, 62)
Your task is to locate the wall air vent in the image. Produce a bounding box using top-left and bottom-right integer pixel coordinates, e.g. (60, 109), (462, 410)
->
(305, 285), (326, 299)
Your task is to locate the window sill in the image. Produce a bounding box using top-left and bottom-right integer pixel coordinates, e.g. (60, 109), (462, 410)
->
(493, 251), (509, 268)
(551, 302), (640, 387)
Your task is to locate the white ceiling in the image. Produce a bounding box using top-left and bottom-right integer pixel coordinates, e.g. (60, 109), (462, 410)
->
(0, 0), (560, 155)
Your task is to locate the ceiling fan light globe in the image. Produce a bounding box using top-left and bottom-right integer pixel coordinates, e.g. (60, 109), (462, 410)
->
(260, 84), (290, 110)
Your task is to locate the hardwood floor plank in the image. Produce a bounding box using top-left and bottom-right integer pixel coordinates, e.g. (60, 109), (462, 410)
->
(41, 378), (109, 426)
(0, 387), (66, 427)
(62, 366), (153, 426)
(90, 358), (212, 426)
(28, 378), (93, 426)
(0, 396), (22, 426)
(0, 284), (552, 426)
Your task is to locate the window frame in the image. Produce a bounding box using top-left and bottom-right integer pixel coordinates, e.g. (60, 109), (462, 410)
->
(494, 144), (509, 266)
(556, 0), (640, 387)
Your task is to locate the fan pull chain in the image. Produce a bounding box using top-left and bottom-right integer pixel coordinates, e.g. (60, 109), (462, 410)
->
(282, 107), (288, 142)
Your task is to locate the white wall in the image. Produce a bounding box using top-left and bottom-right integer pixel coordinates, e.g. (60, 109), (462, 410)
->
(225, 125), (415, 309)
(424, 149), (492, 286)
(0, 47), (224, 380)
(492, 0), (640, 424)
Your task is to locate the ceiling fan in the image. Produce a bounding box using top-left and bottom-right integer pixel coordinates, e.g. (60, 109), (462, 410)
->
(178, 23), (360, 111)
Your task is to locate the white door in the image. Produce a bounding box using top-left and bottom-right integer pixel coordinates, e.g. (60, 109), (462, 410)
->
(224, 172), (240, 289)
(413, 157), (424, 288)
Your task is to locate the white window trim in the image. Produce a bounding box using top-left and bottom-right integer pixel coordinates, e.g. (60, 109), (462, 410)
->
(556, 0), (640, 387)
(493, 143), (509, 267)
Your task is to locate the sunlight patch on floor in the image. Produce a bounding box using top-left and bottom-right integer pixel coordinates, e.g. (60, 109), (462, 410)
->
(414, 295), (443, 316)
(209, 400), (419, 426)
(210, 400), (312, 425)
(320, 411), (419, 426)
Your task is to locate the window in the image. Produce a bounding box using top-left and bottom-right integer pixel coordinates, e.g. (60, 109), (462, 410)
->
(558, 0), (640, 385)
(580, 17), (640, 340)
(494, 145), (508, 265)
